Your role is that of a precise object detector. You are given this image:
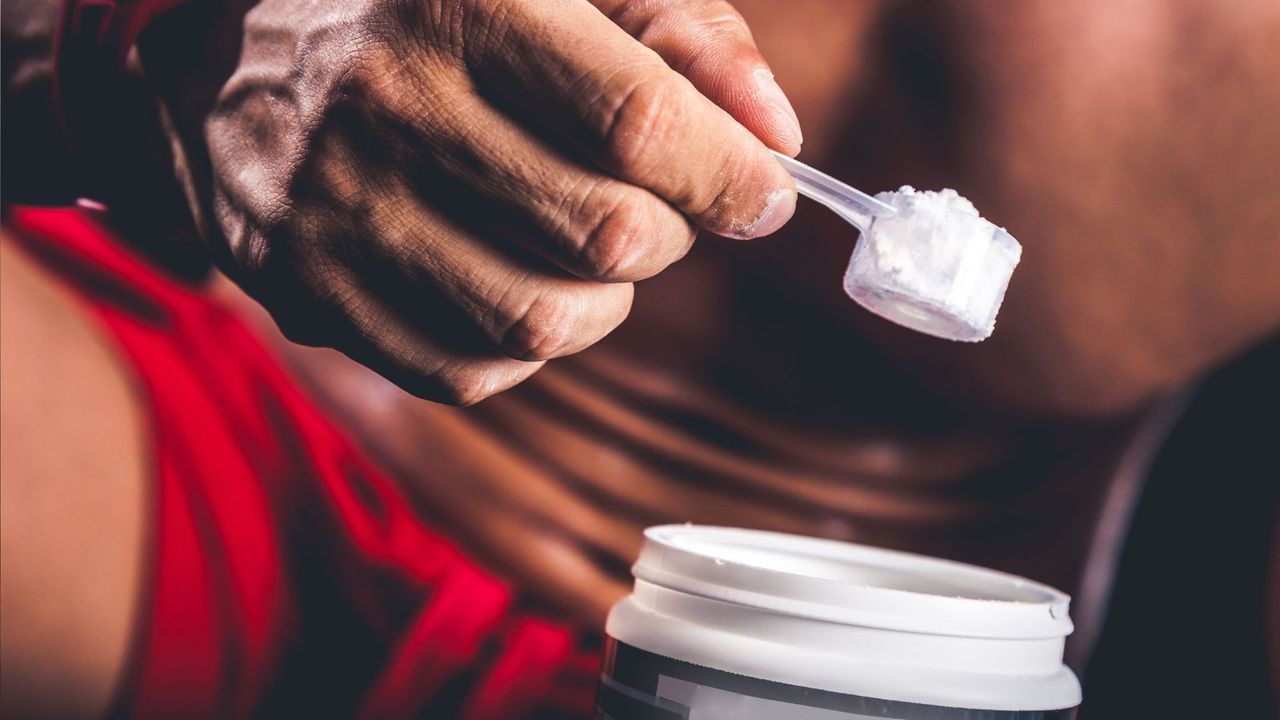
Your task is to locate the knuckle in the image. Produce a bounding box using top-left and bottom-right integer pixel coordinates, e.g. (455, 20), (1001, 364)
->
(238, 226), (276, 278)
(222, 200), (302, 282)
(691, 149), (747, 221)
(600, 74), (681, 177)
(339, 37), (464, 134)
(612, 1), (753, 73)
(694, 2), (752, 38)
(342, 45), (419, 120)
(607, 0), (678, 34)
(500, 289), (583, 362)
(577, 195), (652, 281)
(667, 6), (755, 74)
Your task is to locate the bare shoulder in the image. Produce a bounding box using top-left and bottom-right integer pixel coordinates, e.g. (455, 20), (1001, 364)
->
(0, 232), (149, 719)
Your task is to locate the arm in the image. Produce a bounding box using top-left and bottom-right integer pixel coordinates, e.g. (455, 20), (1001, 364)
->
(0, 235), (148, 719)
(144, 0), (806, 405)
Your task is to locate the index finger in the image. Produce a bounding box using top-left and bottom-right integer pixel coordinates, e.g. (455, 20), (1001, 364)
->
(465, 0), (797, 239)
(594, 0), (803, 156)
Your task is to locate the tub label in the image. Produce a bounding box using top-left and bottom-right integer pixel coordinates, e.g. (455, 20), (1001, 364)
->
(657, 675), (885, 719)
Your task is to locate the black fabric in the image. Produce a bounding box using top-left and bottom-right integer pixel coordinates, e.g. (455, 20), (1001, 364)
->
(1082, 338), (1279, 719)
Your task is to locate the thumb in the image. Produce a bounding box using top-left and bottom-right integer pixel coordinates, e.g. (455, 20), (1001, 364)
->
(593, 0), (803, 156)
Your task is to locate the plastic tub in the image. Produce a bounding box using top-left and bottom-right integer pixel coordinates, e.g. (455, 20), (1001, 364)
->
(596, 525), (1080, 719)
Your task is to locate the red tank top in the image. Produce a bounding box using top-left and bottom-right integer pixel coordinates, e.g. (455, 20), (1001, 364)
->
(7, 206), (598, 720)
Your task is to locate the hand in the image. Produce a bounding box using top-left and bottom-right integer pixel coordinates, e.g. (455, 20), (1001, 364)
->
(197, 0), (801, 404)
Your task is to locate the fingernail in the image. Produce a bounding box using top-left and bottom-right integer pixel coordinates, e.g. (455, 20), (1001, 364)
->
(754, 68), (804, 153)
(739, 188), (797, 238)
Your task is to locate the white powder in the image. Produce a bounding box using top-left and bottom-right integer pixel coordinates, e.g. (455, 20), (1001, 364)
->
(885, 185), (980, 218)
(843, 186), (1021, 342)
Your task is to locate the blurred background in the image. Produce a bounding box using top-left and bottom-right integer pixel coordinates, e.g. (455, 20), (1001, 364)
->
(3, 0), (1278, 718)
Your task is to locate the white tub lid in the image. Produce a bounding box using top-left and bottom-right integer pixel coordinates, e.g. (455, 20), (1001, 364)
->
(634, 524), (1073, 639)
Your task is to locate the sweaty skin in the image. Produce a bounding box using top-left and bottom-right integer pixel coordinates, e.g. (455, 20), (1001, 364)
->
(733, 0), (1280, 417)
(146, 0), (802, 406)
(253, 0), (1280, 624)
(2, 0), (1279, 716)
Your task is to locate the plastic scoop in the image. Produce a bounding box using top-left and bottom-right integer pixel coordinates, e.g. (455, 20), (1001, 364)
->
(773, 151), (1022, 342)
(772, 151), (897, 229)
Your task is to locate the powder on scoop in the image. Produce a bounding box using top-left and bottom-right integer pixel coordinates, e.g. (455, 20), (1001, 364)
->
(843, 186), (1022, 342)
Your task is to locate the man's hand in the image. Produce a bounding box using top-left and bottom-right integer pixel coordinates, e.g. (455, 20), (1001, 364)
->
(200, 0), (800, 404)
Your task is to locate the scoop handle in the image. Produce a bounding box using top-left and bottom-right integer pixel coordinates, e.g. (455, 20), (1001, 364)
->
(771, 151), (896, 230)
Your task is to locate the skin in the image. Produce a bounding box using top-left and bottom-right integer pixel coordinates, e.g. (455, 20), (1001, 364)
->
(2, 0), (1279, 715)
(599, 0), (1280, 419)
(138, 0), (1280, 418)
(255, 0), (1280, 623)
(807, 0), (1280, 416)
(0, 235), (149, 718)
(159, 0), (803, 405)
